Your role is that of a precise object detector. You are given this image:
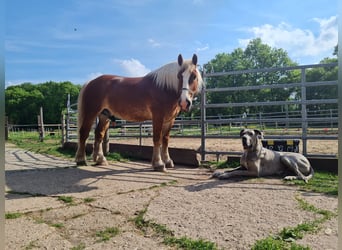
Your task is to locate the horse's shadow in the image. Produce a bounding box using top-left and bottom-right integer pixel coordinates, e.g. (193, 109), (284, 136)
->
(5, 162), (164, 200)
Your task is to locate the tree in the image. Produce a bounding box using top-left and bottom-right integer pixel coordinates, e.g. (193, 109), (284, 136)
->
(37, 81), (81, 124)
(5, 81), (81, 124)
(5, 84), (44, 124)
(203, 38), (299, 117)
(305, 55), (338, 113)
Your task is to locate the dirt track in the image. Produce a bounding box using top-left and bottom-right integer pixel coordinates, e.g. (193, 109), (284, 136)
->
(5, 143), (337, 249)
(113, 137), (338, 161)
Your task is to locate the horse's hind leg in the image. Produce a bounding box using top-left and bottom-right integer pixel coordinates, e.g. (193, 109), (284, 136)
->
(75, 118), (94, 166)
(93, 113), (110, 165)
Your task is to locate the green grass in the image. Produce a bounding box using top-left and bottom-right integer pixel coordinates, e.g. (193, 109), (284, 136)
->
(252, 236), (310, 250)
(95, 227), (120, 242)
(132, 208), (218, 250)
(83, 197), (95, 203)
(164, 236), (218, 250)
(287, 171), (338, 196)
(209, 160), (338, 196)
(51, 223), (64, 228)
(5, 212), (23, 219)
(8, 131), (128, 161)
(8, 131), (75, 159)
(57, 196), (74, 204)
(251, 195), (337, 250)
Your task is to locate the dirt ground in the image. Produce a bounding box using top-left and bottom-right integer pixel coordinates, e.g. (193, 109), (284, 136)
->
(113, 137), (338, 161)
(5, 143), (338, 250)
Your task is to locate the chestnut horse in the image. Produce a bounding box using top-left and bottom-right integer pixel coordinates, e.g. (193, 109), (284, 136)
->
(75, 54), (203, 171)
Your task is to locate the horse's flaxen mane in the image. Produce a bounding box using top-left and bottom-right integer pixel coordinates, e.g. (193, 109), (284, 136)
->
(146, 59), (203, 92)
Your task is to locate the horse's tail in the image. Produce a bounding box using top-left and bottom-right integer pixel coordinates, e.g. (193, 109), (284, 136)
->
(77, 82), (87, 141)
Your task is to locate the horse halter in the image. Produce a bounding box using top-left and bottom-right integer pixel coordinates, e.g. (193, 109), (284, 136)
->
(181, 87), (195, 95)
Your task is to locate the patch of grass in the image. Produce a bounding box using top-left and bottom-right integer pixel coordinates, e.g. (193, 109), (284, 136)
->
(8, 131), (77, 160)
(212, 159), (338, 196)
(70, 243), (86, 250)
(252, 236), (310, 250)
(164, 236), (218, 250)
(295, 195), (336, 222)
(279, 223), (316, 241)
(6, 190), (45, 197)
(106, 152), (127, 162)
(132, 208), (173, 237)
(207, 160), (240, 170)
(5, 212), (23, 219)
(132, 209), (149, 232)
(287, 171), (338, 196)
(95, 227), (120, 242)
(57, 196), (74, 204)
(132, 208), (217, 250)
(25, 240), (40, 250)
(51, 223), (64, 228)
(83, 197), (95, 203)
(8, 131), (127, 161)
(251, 195), (336, 249)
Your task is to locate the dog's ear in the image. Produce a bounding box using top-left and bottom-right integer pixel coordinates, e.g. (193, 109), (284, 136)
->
(240, 129), (246, 137)
(254, 129), (263, 139)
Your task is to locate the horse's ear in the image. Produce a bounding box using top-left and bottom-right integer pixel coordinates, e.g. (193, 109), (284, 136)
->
(192, 54), (198, 65)
(178, 54), (183, 66)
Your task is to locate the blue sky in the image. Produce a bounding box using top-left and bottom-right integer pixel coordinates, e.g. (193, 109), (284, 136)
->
(5, 0), (338, 87)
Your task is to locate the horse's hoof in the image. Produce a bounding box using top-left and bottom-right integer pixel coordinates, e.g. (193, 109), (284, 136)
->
(153, 165), (167, 172)
(76, 161), (87, 166)
(95, 161), (108, 166)
(165, 160), (174, 169)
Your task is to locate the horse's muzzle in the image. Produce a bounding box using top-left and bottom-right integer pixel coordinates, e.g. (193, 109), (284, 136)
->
(179, 99), (191, 112)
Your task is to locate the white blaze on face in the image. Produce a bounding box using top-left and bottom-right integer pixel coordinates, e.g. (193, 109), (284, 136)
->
(179, 70), (192, 111)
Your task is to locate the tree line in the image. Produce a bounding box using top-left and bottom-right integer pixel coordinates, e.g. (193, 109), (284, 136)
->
(5, 39), (337, 125)
(5, 81), (81, 124)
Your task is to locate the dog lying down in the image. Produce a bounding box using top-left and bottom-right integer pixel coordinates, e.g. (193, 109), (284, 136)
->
(212, 129), (314, 183)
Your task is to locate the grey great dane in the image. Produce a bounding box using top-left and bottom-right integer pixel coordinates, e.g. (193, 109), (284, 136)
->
(212, 129), (314, 183)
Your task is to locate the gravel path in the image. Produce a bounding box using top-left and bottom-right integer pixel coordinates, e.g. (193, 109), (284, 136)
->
(5, 143), (337, 249)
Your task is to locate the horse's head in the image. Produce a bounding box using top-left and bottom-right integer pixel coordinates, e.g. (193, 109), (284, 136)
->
(177, 54), (203, 112)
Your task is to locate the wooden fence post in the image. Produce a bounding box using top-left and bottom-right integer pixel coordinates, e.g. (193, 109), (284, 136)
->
(38, 107), (45, 142)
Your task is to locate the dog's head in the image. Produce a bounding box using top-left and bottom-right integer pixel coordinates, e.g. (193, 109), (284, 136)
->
(240, 129), (263, 150)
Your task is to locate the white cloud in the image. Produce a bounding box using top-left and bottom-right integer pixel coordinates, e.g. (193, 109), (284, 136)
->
(116, 58), (151, 77)
(196, 45), (209, 52)
(239, 16), (337, 61)
(148, 38), (161, 47)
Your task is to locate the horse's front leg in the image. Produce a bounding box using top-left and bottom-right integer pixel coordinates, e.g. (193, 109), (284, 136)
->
(161, 121), (174, 169)
(93, 114), (110, 165)
(151, 119), (166, 172)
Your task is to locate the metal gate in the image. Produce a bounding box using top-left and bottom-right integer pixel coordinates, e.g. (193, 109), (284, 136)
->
(63, 62), (338, 160)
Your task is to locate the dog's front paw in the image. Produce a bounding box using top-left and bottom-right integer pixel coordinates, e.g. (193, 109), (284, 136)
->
(283, 176), (297, 181)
